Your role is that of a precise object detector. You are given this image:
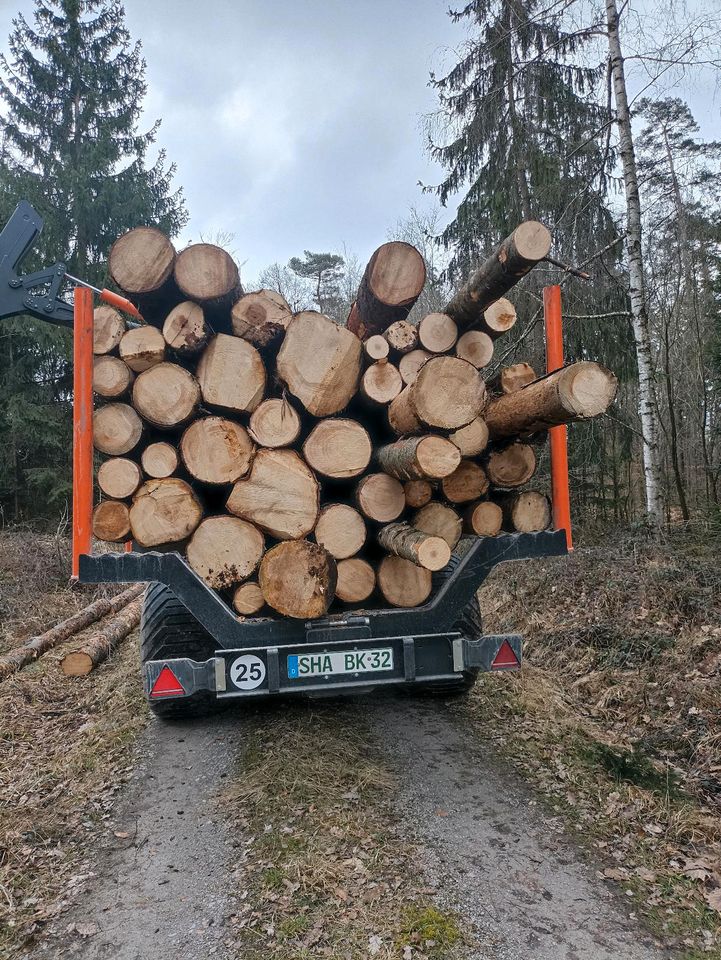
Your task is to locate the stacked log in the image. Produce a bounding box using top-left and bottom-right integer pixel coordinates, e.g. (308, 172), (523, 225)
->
(90, 221), (618, 618)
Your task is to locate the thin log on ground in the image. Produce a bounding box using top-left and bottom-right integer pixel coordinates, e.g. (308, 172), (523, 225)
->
(0, 584), (144, 682)
(60, 598), (143, 677)
(464, 501), (503, 537)
(412, 502), (463, 550)
(97, 458), (142, 500)
(303, 419), (372, 479)
(377, 436), (461, 481)
(496, 490), (551, 532)
(418, 313), (458, 353)
(259, 540), (336, 619)
(484, 362), (618, 438)
(490, 362), (537, 395)
(92, 500), (131, 542)
(132, 362), (201, 429)
(93, 306), (125, 355)
(196, 334), (266, 414)
(226, 448), (319, 539)
(355, 473), (405, 522)
(335, 558), (376, 604)
(186, 516), (264, 589)
(248, 397), (301, 448)
(445, 222), (552, 331)
(233, 581), (265, 616)
(455, 330), (493, 369)
(398, 348), (431, 385)
(314, 503), (367, 559)
(441, 461), (490, 504)
(385, 319), (419, 355)
(377, 522), (450, 572)
(93, 403), (143, 456)
(162, 301), (210, 355)
(360, 361), (403, 405)
(377, 556), (432, 607)
(231, 289), (292, 347)
(364, 335), (390, 361)
(93, 355), (134, 398)
(485, 443), (537, 488)
(404, 479), (433, 509)
(448, 416), (489, 457)
(141, 442), (178, 479)
(174, 243), (242, 310)
(180, 416), (254, 485)
(119, 325), (166, 372)
(109, 227), (176, 308)
(129, 478), (203, 546)
(347, 242), (426, 340)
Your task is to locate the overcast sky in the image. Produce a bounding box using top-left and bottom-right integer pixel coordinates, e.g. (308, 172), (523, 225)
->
(0, 0), (719, 280)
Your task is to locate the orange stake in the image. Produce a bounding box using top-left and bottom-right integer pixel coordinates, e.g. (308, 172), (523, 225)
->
(543, 285), (573, 551)
(72, 287), (95, 578)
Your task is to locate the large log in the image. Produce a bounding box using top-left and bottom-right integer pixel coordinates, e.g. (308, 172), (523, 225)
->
(109, 227), (176, 306)
(259, 540), (336, 619)
(93, 403), (143, 456)
(129, 478), (203, 546)
(92, 500), (131, 542)
(496, 490), (551, 532)
(360, 361), (403, 405)
(248, 397), (301, 448)
(376, 436), (461, 481)
(335, 558), (376, 604)
(485, 362), (618, 438)
(455, 330), (493, 369)
(464, 501), (503, 537)
(132, 362), (201, 429)
(418, 313), (458, 353)
(377, 556), (432, 608)
(93, 305), (125, 355)
(186, 516), (264, 589)
(196, 334), (266, 415)
(93, 355), (134, 399)
(226, 448), (319, 539)
(231, 289), (292, 347)
(119, 325), (166, 372)
(485, 443), (537, 488)
(385, 319), (419, 355)
(232, 581), (265, 616)
(448, 416), (489, 457)
(444, 222), (552, 331)
(398, 349), (431, 385)
(162, 301), (210, 356)
(377, 522), (450, 572)
(314, 503), (367, 559)
(60, 598), (143, 677)
(180, 416), (254, 485)
(174, 243), (241, 310)
(141, 441), (178, 479)
(303, 419), (372, 479)
(277, 312), (362, 416)
(441, 461), (490, 503)
(347, 242), (426, 339)
(404, 479), (433, 509)
(490, 362), (537, 394)
(389, 357), (486, 433)
(97, 457), (142, 500)
(412, 502), (463, 550)
(355, 473), (405, 522)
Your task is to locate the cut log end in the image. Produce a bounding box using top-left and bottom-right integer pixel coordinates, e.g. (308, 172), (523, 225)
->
(384, 320), (419, 354)
(364, 335), (390, 361)
(482, 298), (517, 338)
(377, 555), (432, 607)
(162, 301), (210, 355)
(231, 289), (292, 347)
(356, 473), (406, 522)
(378, 521), (451, 572)
(248, 398), (301, 448)
(449, 417), (489, 458)
(186, 516), (264, 589)
(485, 443), (537, 488)
(303, 419), (372, 479)
(232, 581), (265, 616)
(314, 503), (367, 559)
(180, 416), (254, 485)
(377, 435), (461, 481)
(227, 448), (319, 540)
(455, 330), (493, 369)
(141, 442), (179, 479)
(513, 220), (552, 260)
(119, 325), (166, 372)
(92, 500), (131, 542)
(492, 363), (537, 394)
(197, 334), (266, 415)
(97, 457), (142, 500)
(93, 306), (125, 355)
(93, 403), (143, 456)
(259, 541), (337, 619)
(464, 501), (503, 537)
(335, 558), (376, 604)
(349, 242), (426, 339)
(93, 355), (134, 398)
(109, 227), (176, 295)
(411, 356), (486, 430)
(499, 490), (551, 532)
(174, 243), (240, 305)
(129, 478), (203, 547)
(418, 313), (458, 353)
(412, 502), (463, 550)
(398, 349), (431, 385)
(132, 362), (200, 429)
(361, 361), (403, 405)
(404, 479), (433, 509)
(441, 461), (490, 503)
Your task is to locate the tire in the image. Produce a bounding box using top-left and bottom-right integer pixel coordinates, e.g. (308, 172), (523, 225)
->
(140, 582), (220, 720)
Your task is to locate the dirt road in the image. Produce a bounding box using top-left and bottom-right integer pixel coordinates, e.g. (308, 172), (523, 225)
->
(25, 695), (667, 960)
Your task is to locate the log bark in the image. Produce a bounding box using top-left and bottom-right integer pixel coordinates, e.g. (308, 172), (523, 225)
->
(347, 242), (426, 339)
(186, 516), (264, 589)
(277, 312), (362, 416)
(226, 448), (319, 539)
(109, 227), (176, 301)
(141, 442), (178, 479)
(464, 501), (503, 537)
(93, 306), (125, 355)
(93, 403), (143, 456)
(404, 479), (432, 509)
(390, 357), (486, 433)
(335, 558), (376, 604)
(484, 362), (618, 438)
(174, 243), (241, 309)
(60, 598), (143, 677)
(388, 387), (422, 435)
(97, 457), (142, 500)
(360, 361), (403, 405)
(129, 478), (203, 547)
(485, 443), (537, 488)
(496, 490), (551, 532)
(490, 362), (537, 394)
(248, 397), (301, 448)
(412, 502), (463, 550)
(132, 362), (201, 429)
(377, 556), (432, 608)
(0, 585), (144, 682)
(355, 473), (405, 522)
(314, 503), (367, 559)
(119, 325), (166, 372)
(481, 298), (517, 340)
(377, 522), (450, 572)
(455, 330), (493, 369)
(259, 540), (336, 619)
(93, 355), (134, 398)
(180, 416), (254, 485)
(398, 349), (431, 385)
(364, 334), (390, 361)
(444, 222), (552, 331)
(162, 301), (210, 355)
(231, 289), (292, 347)
(385, 319), (419, 354)
(418, 312), (458, 353)
(441, 461), (490, 503)
(233, 581), (265, 616)
(93, 500), (131, 542)
(377, 436), (460, 481)
(196, 334), (266, 414)
(448, 417), (489, 457)
(303, 419), (372, 479)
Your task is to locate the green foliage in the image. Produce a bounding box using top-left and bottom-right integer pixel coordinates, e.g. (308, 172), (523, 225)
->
(288, 250), (346, 317)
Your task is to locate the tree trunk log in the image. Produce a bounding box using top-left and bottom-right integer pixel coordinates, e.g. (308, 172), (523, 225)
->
(129, 478), (203, 546)
(303, 419), (372, 479)
(388, 387), (422, 435)
(92, 500), (131, 542)
(119, 325), (166, 372)
(448, 417), (489, 457)
(496, 490), (551, 532)
(364, 334), (390, 361)
(174, 243), (242, 310)
(404, 479), (433, 509)
(347, 242), (426, 339)
(314, 503), (367, 559)
(186, 516), (264, 589)
(390, 357), (486, 432)
(441, 461), (490, 503)
(335, 558), (376, 604)
(248, 397), (301, 448)
(385, 320), (419, 354)
(418, 312), (458, 353)
(162, 301), (210, 355)
(360, 361), (403, 405)
(277, 311), (362, 416)
(377, 436), (461, 481)
(109, 227), (177, 309)
(412, 502), (462, 550)
(60, 598), (143, 676)
(259, 540), (336, 618)
(355, 473), (405, 522)
(141, 442), (178, 479)
(132, 362), (201, 429)
(180, 416), (254, 485)
(196, 334), (266, 415)
(226, 448), (319, 539)
(377, 522), (451, 571)
(232, 581), (265, 616)
(484, 362), (618, 438)
(398, 349), (431, 385)
(231, 289), (292, 347)
(485, 443), (537, 488)
(93, 355), (134, 398)
(444, 222), (552, 331)
(377, 556), (432, 607)
(490, 362), (537, 394)
(93, 305), (126, 355)
(455, 330), (493, 369)
(93, 403), (143, 456)
(97, 457), (142, 500)
(464, 501), (503, 537)
(480, 298), (517, 339)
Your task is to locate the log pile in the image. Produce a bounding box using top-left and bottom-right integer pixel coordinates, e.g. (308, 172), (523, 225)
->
(91, 223), (618, 619)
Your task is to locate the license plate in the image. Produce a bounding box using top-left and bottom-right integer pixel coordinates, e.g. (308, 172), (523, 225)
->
(287, 647), (394, 679)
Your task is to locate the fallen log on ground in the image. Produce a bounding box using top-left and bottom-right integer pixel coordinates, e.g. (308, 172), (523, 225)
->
(60, 598), (143, 677)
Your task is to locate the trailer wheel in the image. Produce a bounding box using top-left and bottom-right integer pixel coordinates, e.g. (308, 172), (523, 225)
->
(140, 582), (220, 720)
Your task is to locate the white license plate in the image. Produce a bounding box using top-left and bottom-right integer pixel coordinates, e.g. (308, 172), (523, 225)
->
(287, 647), (394, 679)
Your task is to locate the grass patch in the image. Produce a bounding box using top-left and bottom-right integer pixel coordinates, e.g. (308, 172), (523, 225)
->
(397, 906), (462, 958)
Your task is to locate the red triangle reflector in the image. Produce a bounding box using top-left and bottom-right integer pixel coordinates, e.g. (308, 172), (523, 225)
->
(492, 640), (520, 669)
(150, 665), (185, 698)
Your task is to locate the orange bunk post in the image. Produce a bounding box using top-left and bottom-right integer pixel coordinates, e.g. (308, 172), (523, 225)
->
(543, 285), (573, 551)
(72, 287), (95, 578)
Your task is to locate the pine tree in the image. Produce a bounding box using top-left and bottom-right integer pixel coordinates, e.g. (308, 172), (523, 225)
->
(288, 251), (345, 318)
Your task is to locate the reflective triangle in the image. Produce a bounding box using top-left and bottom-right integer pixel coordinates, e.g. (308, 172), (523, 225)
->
(491, 640), (520, 669)
(150, 665), (185, 698)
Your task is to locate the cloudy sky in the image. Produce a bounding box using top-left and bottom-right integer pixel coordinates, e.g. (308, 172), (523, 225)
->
(0, 0), (719, 280)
